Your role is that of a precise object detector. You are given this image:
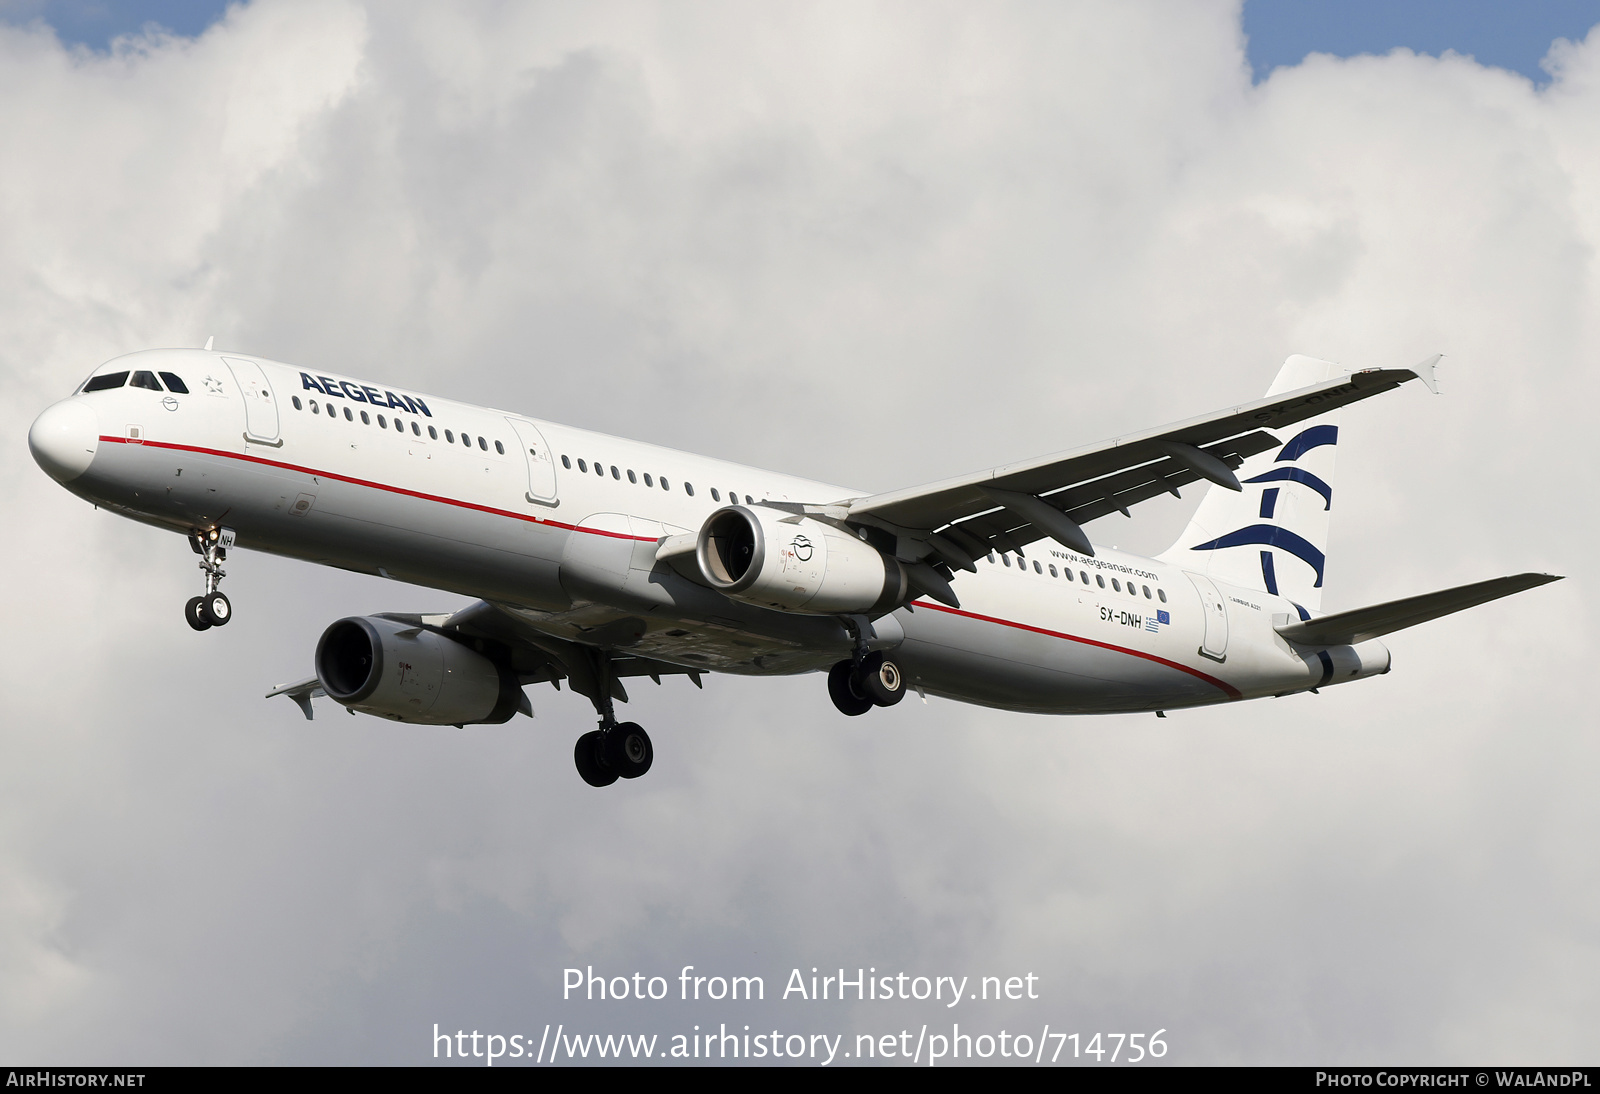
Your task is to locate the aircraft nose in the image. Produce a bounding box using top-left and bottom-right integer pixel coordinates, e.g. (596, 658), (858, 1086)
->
(29, 398), (99, 483)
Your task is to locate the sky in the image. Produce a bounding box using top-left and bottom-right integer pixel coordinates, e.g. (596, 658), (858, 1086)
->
(9, 0), (1600, 82)
(1, 0), (1597, 1067)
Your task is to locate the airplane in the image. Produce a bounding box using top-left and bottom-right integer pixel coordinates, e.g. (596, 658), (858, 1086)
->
(28, 348), (1559, 787)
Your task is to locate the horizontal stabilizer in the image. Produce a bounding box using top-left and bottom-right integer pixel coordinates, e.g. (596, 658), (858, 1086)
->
(1275, 572), (1562, 647)
(266, 676), (324, 720)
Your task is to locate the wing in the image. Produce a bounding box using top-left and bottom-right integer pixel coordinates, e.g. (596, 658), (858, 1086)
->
(394, 601), (705, 702)
(267, 602), (704, 719)
(834, 367), (1428, 569)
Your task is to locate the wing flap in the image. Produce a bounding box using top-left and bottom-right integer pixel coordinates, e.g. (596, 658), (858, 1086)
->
(1275, 573), (1562, 648)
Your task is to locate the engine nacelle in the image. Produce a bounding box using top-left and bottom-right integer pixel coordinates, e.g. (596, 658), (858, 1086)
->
(314, 616), (523, 725)
(696, 506), (907, 614)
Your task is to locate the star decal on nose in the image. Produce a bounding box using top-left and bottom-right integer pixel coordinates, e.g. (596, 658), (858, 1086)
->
(203, 375), (224, 394)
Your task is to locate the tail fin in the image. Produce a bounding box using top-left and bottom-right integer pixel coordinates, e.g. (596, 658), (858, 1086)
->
(1158, 355), (1346, 611)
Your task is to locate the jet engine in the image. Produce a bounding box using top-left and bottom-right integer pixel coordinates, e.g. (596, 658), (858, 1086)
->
(314, 615), (525, 725)
(695, 505), (908, 614)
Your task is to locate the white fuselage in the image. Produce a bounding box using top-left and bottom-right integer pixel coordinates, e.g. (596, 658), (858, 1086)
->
(31, 349), (1391, 716)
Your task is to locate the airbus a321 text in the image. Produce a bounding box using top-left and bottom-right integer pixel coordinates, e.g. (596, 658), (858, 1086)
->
(29, 349), (1559, 786)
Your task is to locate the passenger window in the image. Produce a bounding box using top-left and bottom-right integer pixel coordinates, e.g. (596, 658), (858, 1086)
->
(1002, 555), (1011, 568)
(685, 483), (695, 496)
(130, 370), (162, 391)
(745, 495), (754, 505)
(576, 458), (586, 472)
(341, 406), (350, 420)
(495, 440), (504, 454)
(448, 430), (457, 444)
(627, 470), (636, 484)
(660, 478), (670, 491)
(1064, 568), (1073, 581)
(360, 411), (370, 425)
(429, 426), (438, 440)
(1111, 578), (1121, 592)
(562, 455), (571, 469)
(1096, 575), (1105, 588)
(988, 552), (996, 564)
(594, 461), (604, 475)
(395, 418), (404, 432)
(643, 472), (653, 487)
(1142, 585), (1152, 598)
(1049, 565), (1058, 578)
(1033, 560), (1042, 573)
(377, 414), (387, 428)
(309, 400), (318, 414)
(1080, 571), (1089, 583)
(1158, 589), (1167, 603)
(158, 372), (189, 394)
(82, 371), (129, 392)
(465, 435), (474, 447)
(292, 396), (303, 410)
(479, 437), (488, 451)
(413, 422), (421, 436)
(609, 464), (618, 478)
(711, 488), (721, 502)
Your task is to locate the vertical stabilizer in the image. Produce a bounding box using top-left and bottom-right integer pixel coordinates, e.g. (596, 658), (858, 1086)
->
(1158, 355), (1346, 611)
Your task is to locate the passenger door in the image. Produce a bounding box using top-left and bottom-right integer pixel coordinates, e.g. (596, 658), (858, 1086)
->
(1185, 572), (1229, 662)
(222, 358), (281, 445)
(506, 417), (558, 505)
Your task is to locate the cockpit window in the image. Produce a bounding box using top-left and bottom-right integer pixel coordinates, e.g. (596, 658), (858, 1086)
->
(158, 372), (189, 394)
(82, 371), (129, 393)
(130, 370), (163, 391)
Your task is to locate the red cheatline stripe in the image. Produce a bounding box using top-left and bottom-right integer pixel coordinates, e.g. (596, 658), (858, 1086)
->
(909, 600), (1242, 699)
(98, 436), (1240, 698)
(97, 436), (659, 542)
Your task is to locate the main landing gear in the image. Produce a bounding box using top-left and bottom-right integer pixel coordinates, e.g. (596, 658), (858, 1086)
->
(828, 616), (908, 716)
(572, 652), (654, 788)
(574, 723), (654, 787)
(185, 527), (235, 632)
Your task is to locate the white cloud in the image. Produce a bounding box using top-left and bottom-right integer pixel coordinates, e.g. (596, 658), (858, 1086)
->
(1, 0), (1595, 1063)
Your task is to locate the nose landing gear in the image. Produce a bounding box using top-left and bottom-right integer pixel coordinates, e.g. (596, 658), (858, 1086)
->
(185, 527), (235, 631)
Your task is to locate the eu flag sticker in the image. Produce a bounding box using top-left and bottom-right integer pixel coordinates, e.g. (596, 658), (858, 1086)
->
(1157, 610), (1170, 625)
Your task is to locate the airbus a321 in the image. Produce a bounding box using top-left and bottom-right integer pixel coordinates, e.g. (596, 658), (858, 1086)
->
(29, 349), (1558, 786)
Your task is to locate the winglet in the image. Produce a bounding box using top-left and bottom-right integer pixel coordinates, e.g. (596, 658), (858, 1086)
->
(1410, 353), (1442, 394)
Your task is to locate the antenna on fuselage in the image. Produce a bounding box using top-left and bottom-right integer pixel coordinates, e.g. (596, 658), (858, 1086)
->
(204, 336), (214, 351)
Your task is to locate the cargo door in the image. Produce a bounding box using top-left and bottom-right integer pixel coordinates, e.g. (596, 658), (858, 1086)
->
(222, 358), (281, 445)
(1185, 572), (1229, 662)
(507, 417), (558, 505)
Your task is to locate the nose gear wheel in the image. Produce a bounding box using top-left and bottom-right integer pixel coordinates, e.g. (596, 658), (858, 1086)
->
(184, 527), (235, 629)
(185, 596), (212, 632)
